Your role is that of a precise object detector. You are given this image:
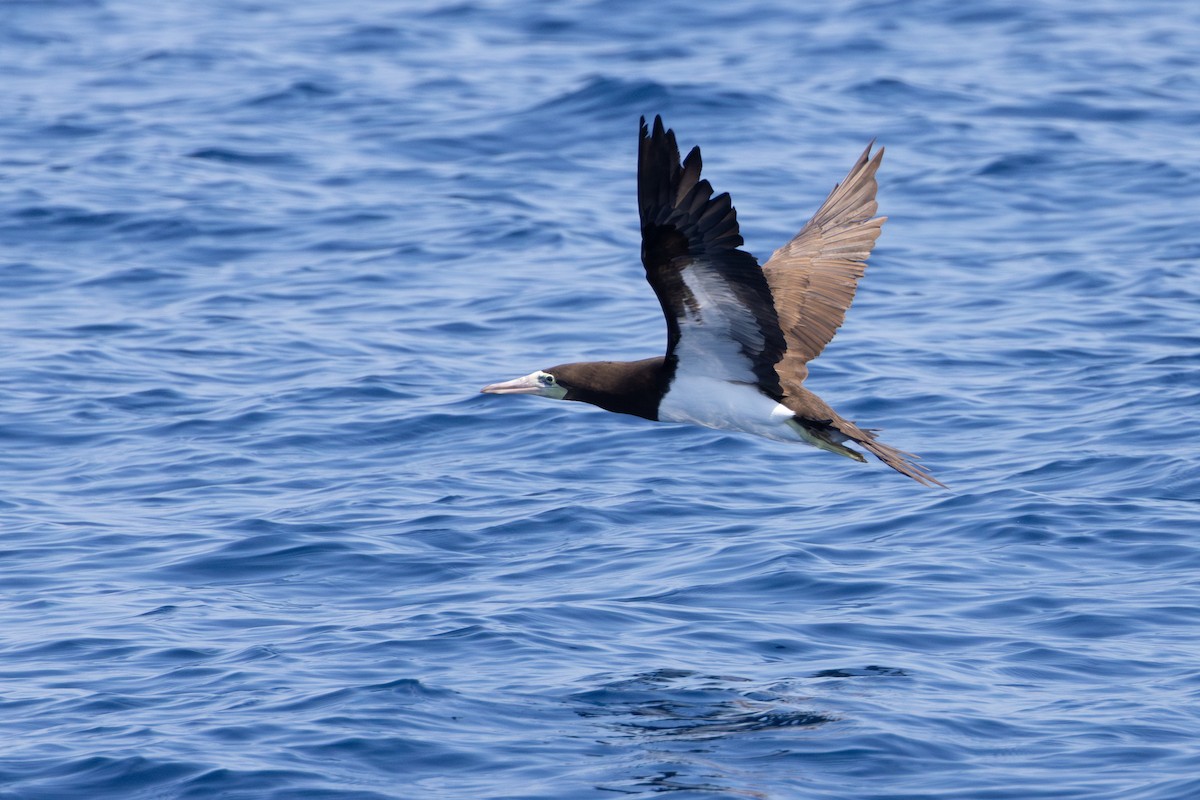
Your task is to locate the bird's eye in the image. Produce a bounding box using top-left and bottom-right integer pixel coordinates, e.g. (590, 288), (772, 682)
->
(540, 374), (555, 385)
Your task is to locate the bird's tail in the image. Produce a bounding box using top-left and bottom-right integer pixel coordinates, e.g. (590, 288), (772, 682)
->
(834, 419), (947, 489)
(782, 387), (946, 488)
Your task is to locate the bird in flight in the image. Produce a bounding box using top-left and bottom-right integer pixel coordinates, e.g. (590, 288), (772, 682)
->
(483, 116), (943, 488)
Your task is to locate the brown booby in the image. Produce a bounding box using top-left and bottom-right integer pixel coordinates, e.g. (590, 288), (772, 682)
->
(483, 116), (944, 488)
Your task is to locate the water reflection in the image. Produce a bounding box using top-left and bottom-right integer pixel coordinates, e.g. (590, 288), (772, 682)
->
(573, 668), (832, 739)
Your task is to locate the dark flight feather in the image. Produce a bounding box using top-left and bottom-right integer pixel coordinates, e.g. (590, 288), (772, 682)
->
(637, 115), (786, 397)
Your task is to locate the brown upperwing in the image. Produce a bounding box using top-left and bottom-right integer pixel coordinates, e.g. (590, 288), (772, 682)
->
(761, 143), (885, 394)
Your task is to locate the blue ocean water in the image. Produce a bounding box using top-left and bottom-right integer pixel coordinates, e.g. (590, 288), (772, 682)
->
(2, 0), (1198, 797)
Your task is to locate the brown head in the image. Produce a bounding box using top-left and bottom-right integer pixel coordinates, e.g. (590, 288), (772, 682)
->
(481, 357), (667, 420)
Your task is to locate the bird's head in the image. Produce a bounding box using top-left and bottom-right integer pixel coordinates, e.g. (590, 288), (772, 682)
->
(481, 359), (662, 420)
(481, 368), (570, 400)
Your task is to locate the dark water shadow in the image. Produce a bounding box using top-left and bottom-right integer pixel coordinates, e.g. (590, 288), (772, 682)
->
(569, 666), (914, 795)
(571, 668), (833, 741)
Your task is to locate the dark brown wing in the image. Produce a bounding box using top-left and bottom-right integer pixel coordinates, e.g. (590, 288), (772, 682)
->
(638, 116), (786, 394)
(762, 143), (885, 390)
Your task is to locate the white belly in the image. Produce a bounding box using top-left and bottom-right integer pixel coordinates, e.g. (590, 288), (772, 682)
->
(658, 375), (796, 441)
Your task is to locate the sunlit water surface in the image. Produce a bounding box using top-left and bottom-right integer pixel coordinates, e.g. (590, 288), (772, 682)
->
(2, 1), (1198, 798)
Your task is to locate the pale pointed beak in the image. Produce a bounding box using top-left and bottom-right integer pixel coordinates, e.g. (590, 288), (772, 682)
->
(481, 373), (544, 395)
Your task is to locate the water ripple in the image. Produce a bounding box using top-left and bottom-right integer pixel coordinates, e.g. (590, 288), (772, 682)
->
(1, 0), (1198, 798)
